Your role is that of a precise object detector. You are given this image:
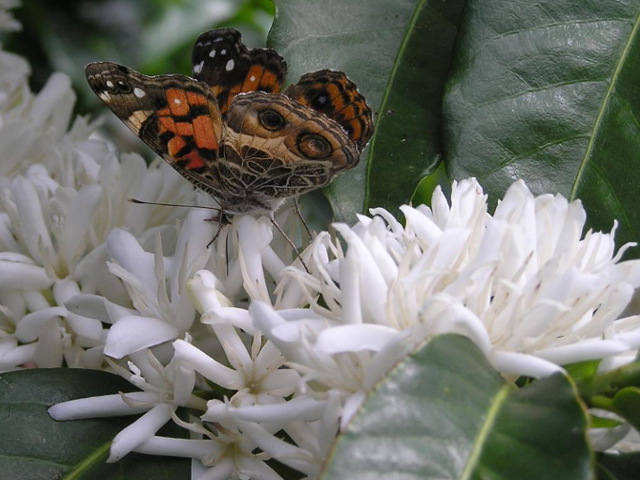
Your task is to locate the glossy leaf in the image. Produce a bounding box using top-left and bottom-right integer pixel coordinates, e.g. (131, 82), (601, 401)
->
(320, 335), (591, 480)
(597, 452), (640, 480)
(364, 0), (464, 215)
(443, 0), (640, 255)
(270, 0), (460, 221)
(613, 387), (640, 432)
(0, 369), (188, 480)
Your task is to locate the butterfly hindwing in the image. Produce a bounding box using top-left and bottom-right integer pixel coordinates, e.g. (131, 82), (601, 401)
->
(284, 70), (374, 151)
(192, 28), (287, 115)
(223, 90), (360, 201)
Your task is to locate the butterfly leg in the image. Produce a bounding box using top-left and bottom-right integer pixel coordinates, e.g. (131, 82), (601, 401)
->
(269, 211), (309, 273)
(293, 197), (313, 241)
(206, 211), (231, 248)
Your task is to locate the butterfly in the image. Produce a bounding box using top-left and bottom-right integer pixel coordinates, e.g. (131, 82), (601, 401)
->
(85, 28), (373, 217)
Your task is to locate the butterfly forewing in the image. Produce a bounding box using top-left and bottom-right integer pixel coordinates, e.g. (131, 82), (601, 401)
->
(85, 61), (226, 196)
(192, 28), (287, 115)
(284, 70), (374, 151)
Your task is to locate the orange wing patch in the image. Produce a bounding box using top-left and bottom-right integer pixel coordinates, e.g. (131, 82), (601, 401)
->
(191, 28), (287, 117)
(178, 150), (207, 170)
(192, 115), (219, 150)
(186, 90), (208, 106)
(157, 87), (222, 162)
(284, 70), (374, 151)
(166, 88), (190, 116)
(167, 135), (187, 157)
(242, 65), (282, 93)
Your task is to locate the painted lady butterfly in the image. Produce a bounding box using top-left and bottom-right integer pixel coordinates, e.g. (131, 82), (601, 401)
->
(85, 28), (373, 217)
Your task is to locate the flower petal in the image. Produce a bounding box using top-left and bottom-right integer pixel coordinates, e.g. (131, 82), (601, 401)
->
(104, 316), (179, 359)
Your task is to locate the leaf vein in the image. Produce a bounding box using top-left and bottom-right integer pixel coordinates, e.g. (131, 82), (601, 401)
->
(459, 385), (511, 480)
(570, 9), (640, 199)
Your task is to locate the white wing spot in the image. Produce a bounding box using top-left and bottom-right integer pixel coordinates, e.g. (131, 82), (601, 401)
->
(225, 59), (235, 71)
(213, 37), (224, 42)
(106, 80), (114, 88)
(249, 75), (256, 82)
(193, 60), (204, 74)
(221, 49), (227, 55)
(209, 49), (216, 58)
(133, 87), (146, 98)
(98, 92), (111, 102)
(174, 98), (182, 105)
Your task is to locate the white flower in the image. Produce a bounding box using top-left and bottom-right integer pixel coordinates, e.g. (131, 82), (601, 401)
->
(50, 349), (207, 462)
(0, 48), (204, 370)
(0, 0), (20, 33)
(100, 210), (213, 358)
(207, 179), (640, 444)
(266, 179), (640, 376)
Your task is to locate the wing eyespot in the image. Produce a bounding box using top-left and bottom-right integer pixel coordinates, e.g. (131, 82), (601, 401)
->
(258, 108), (286, 131)
(298, 133), (332, 159)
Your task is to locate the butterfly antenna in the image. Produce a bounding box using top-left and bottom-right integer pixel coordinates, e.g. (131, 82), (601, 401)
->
(128, 198), (223, 213)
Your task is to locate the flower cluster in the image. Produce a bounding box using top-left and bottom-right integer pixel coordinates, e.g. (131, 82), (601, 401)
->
(0, 59), (210, 370)
(51, 179), (640, 478)
(2, 5), (640, 478)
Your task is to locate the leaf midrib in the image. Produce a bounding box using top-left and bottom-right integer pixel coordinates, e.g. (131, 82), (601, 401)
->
(363, 0), (427, 210)
(570, 9), (640, 201)
(459, 384), (511, 480)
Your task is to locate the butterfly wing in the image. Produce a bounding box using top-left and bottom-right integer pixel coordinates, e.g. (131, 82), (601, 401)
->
(284, 69), (374, 151)
(85, 62), (226, 197)
(86, 39), (374, 215)
(192, 28), (287, 115)
(221, 91), (360, 204)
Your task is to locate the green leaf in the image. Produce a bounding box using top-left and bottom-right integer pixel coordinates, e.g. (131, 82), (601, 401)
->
(320, 335), (592, 480)
(613, 387), (640, 432)
(589, 414), (621, 429)
(566, 359), (602, 384)
(580, 360), (640, 401)
(443, 0), (640, 256)
(363, 0), (464, 215)
(597, 452), (640, 480)
(270, 0), (463, 221)
(0, 369), (189, 480)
